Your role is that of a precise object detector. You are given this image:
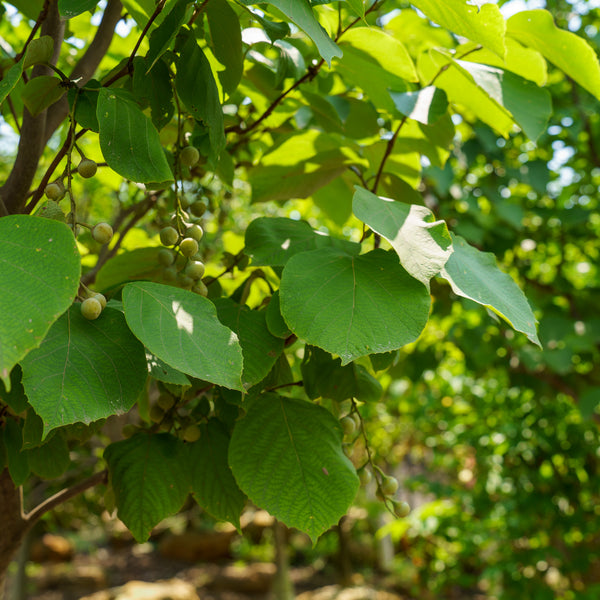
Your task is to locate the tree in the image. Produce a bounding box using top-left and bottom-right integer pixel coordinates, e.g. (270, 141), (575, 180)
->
(0, 0), (599, 596)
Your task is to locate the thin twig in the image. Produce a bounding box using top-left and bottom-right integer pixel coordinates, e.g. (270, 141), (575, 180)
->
(14, 0), (50, 63)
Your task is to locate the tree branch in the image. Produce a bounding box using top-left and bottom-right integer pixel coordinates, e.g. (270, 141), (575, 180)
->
(0, 0), (65, 215)
(23, 470), (108, 527)
(44, 0), (124, 143)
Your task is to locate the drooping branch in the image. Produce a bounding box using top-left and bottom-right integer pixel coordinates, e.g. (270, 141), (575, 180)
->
(0, 0), (65, 215)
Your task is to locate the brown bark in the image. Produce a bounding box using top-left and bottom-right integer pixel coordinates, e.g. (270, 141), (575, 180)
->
(0, 470), (26, 600)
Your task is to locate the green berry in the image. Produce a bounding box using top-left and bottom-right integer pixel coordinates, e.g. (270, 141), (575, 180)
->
(381, 475), (399, 497)
(393, 500), (410, 518)
(122, 424), (137, 439)
(185, 260), (205, 280)
(163, 266), (178, 282)
(93, 293), (107, 310)
(187, 224), (204, 242)
(44, 181), (65, 200)
(77, 159), (98, 178)
(158, 248), (175, 267)
(182, 424), (201, 442)
(157, 393), (175, 411)
(358, 467), (372, 486)
(179, 146), (200, 167)
(340, 416), (357, 437)
(81, 297), (102, 320)
(179, 237), (198, 257)
(177, 272), (194, 289)
(92, 222), (113, 245)
(190, 201), (207, 217)
(192, 281), (208, 297)
(160, 226), (179, 246)
(149, 404), (164, 423)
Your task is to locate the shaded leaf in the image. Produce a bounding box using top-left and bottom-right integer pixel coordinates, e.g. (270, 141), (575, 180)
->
(21, 76), (65, 117)
(58, 0), (96, 18)
(389, 85), (448, 124)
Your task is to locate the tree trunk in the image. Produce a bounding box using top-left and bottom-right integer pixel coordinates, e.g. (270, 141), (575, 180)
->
(271, 520), (294, 600)
(0, 469), (27, 600)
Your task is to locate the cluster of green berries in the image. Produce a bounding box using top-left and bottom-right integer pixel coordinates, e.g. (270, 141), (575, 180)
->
(158, 220), (207, 296)
(123, 391), (207, 442)
(81, 292), (107, 320)
(44, 159), (99, 200)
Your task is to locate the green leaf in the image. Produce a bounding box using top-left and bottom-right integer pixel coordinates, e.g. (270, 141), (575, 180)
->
(241, 0), (341, 65)
(0, 216), (80, 389)
(21, 76), (66, 117)
(187, 419), (246, 527)
(0, 60), (24, 106)
(507, 9), (600, 101)
(58, 0), (97, 18)
(280, 248), (431, 364)
(21, 306), (148, 437)
(410, 0), (506, 59)
(0, 366), (28, 414)
(146, 352), (191, 386)
(97, 88), (174, 187)
(255, 15), (290, 43)
(104, 433), (190, 542)
(145, 0), (190, 72)
(455, 59), (552, 141)
(122, 282), (244, 390)
(266, 291), (291, 338)
(439, 234), (540, 346)
(302, 346), (382, 402)
(175, 34), (226, 156)
(229, 393), (359, 542)
(245, 217), (360, 267)
(132, 57), (174, 130)
(206, 0), (243, 95)
(3, 419), (29, 486)
(26, 432), (70, 479)
(389, 85), (448, 125)
(69, 81), (100, 132)
(213, 298), (284, 390)
(23, 36), (54, 69)
(352, 187), (452, 287)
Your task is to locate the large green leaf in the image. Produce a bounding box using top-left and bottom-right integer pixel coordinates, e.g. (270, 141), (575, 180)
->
(97, 88), (174, 187)
(280, 248), (431, 364)
(240, 0), (341, 65)
(145, 0), (190, 73)
(410, 0), (506, 59)
(58, 0), (96, 18)
(187, 419), (246, 527)
(245, 217), (360, 267)
(175, 35), (226, 156)
(507, 9), (600, 101)
(213, 298), (284, 389)
(439, 234), (540, 346)
(353, 187), (452, 287)
(229, 393), (359, 542)
(21, 76), (66, 117)
(104, 433), (190, 542)
(26, 432), (70, 479)
(389, 86), (448, 125)
(122, 282), (243, 390)
(20, 306), (148, 437)
(206, 0), (243, 95)
(0, 216), (80, 388)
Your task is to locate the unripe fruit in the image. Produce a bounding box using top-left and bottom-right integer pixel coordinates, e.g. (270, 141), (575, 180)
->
(187, 224), (204, 241)
(163, 266), (178, 282)
(77, 158), (98, 178)
(190, 201), (207, 217)
(177, 273), (194, 289)
(182, 424), (201, 442)
(92, 222), (113, 245)
(93, 293), (107, 310)
(393, 500), (410, 518)
(44, 181), (65, 200)
(192, 281), (208, 297)
(149, 404), (164, 423)
(157, 393), (175, 411)
(179, 237), (198, 257)
(358, 467), (372, 486)
(340, 416), (357, 437)
(185, 260), (205, 280)
(160, 226), (179, 246)
(81, 297), (102, 320)
(122, 424), (137, 439)
(158, 248), (175, 267)
(179, 145), (200, 167)
(380, 475), (399, 497)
